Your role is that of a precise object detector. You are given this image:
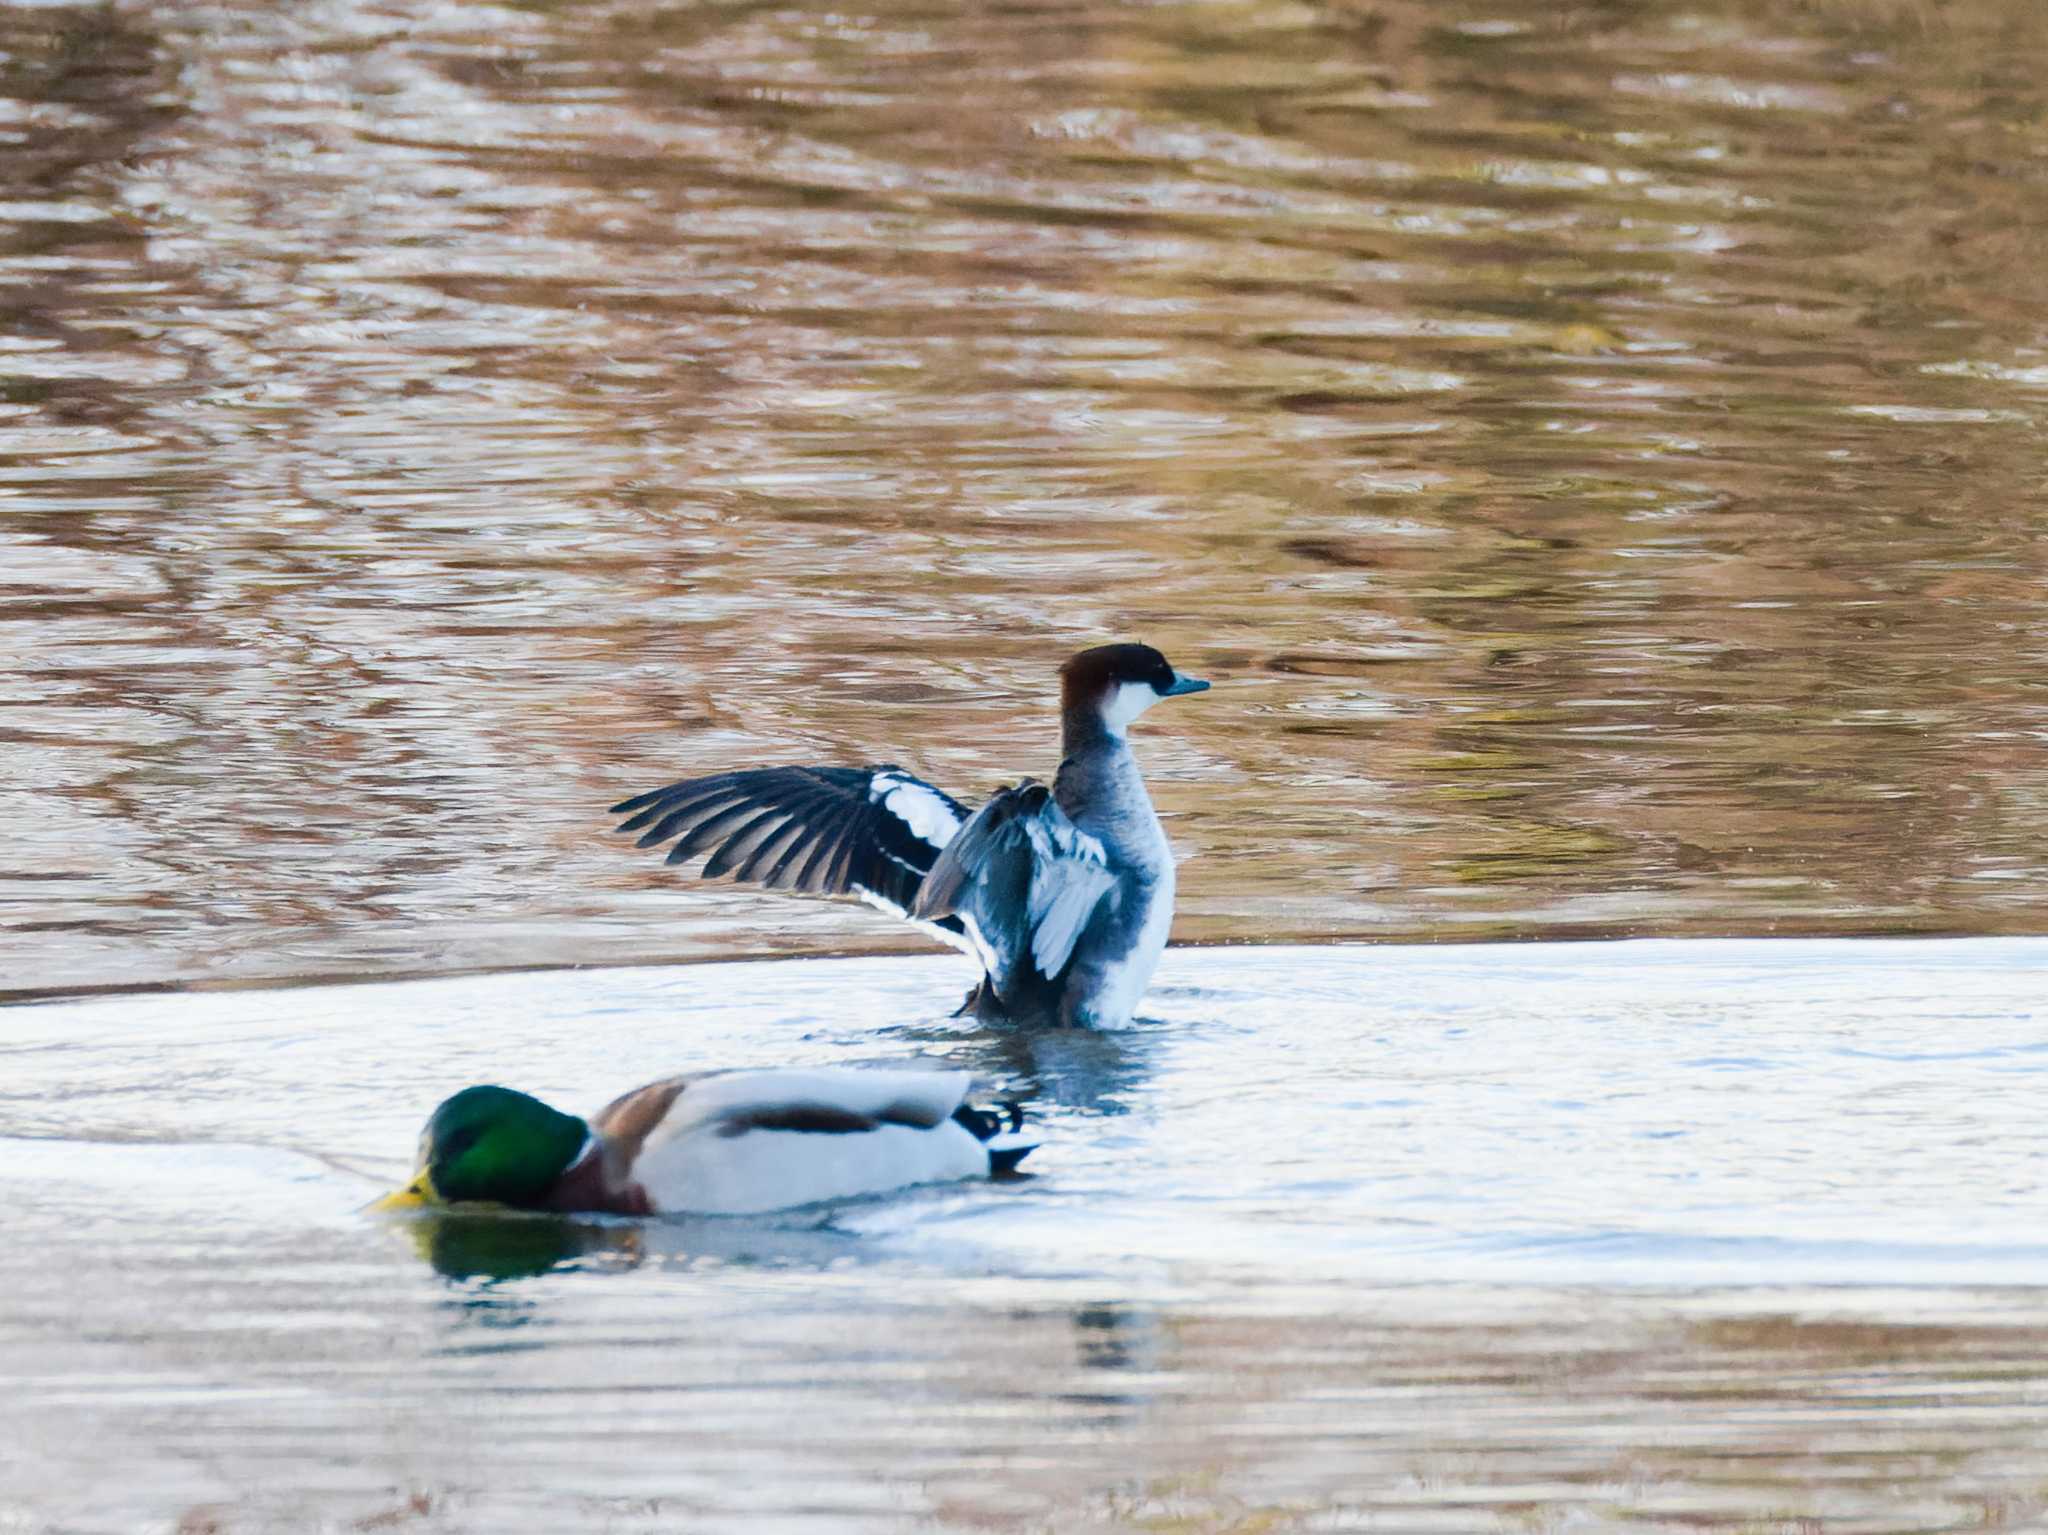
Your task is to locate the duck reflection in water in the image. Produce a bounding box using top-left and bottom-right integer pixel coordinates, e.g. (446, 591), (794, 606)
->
(976, 1021), (1162, 1118)
(405, 1209), (643, 1284)
(399, 1207), (889, 1285)
(876, 1014), (1165, 1119)
(1065, 1301), (1165, 1418)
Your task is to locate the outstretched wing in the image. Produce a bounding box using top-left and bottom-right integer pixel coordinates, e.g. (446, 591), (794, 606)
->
(610, 764), (970, 929)
(911, 781), (1115, 992)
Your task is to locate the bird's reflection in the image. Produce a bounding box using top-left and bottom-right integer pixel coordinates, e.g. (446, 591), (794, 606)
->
(983, 1023), (1160, 1116)
(1072, 1300), (1160, 1375)
(872, 1014), (1167, 1117)
(1040, 1301), (1166, 1421)
(404, 1210), (644, 1283)
(398, 1206), (880, 1286)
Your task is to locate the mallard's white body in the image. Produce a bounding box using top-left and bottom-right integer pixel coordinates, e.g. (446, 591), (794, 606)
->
(625, 1068), (1004, 1215)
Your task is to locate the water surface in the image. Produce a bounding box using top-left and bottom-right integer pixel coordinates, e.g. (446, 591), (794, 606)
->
(7, 0), (2048, 995)
(7, 939), (2048, 1531)
(9, 5), (2048, 1527)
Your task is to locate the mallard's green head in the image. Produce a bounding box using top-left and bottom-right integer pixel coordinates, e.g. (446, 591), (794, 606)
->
(376, 1086), (590, 1211)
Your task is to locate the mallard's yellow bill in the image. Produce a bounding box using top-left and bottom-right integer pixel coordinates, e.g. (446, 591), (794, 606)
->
(369, 1172), (438, 1212)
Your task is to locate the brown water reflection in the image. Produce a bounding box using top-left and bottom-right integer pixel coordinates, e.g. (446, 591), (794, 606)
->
(7, 0), (2048, 994)
(21, 1268), (2048, 1533)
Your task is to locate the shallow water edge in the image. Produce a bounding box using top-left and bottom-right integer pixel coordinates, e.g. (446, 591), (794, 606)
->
(7, 938), (2048, 1531)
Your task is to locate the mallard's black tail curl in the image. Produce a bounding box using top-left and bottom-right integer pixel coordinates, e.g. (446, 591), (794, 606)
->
(951, 1100), (1034, 1175)
(951, 1100), (1026, 1139)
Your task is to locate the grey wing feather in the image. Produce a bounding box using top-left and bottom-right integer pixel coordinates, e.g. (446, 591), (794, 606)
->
(610, 764), (968, 922)
(911, 782), (1114, 987)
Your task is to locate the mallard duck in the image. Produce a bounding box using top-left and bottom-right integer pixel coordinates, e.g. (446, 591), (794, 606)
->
(610, 643), (1210, 1027)
(372, 1067), (1033, 1216)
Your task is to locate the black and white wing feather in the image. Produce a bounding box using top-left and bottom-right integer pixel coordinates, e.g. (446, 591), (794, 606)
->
(910, 782), (1114, 992)
(611, 765), (970, 934)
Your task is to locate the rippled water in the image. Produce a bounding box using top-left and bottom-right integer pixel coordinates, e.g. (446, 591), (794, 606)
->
(8, 0), (2048, 995)
(11, 1), (2048, 1529)
(8, 939), (2048, 1531)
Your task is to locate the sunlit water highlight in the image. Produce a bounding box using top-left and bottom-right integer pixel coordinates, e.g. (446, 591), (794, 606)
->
(10, 0), (2048, 1526)
(8, 939), (2048, 1530)
(9, 0), (2048, 995)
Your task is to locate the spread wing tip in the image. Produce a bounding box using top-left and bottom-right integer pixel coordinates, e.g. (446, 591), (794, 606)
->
(605, 766), (968, 923)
